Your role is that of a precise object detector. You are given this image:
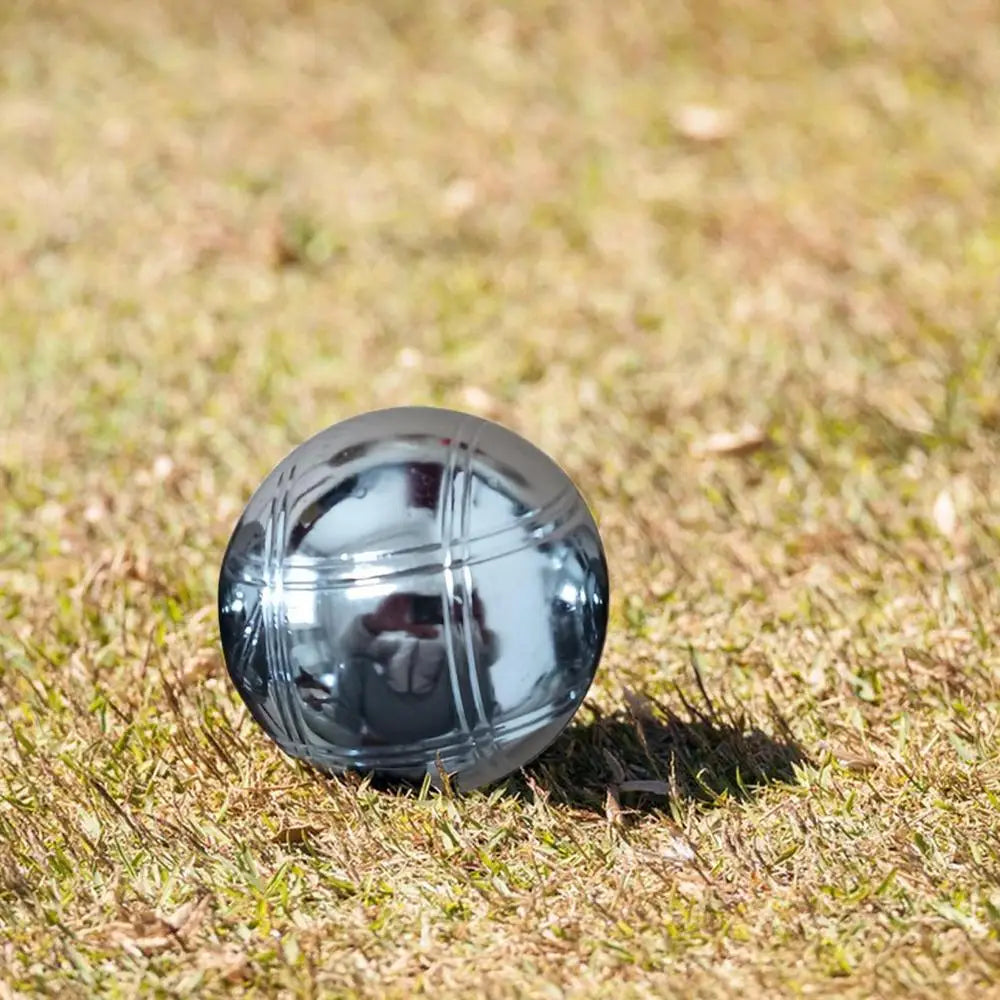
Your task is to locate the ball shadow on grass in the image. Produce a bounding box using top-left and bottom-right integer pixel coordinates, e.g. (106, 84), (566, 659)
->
(309, 686), (808, 808)
(516, 690), (810, 814)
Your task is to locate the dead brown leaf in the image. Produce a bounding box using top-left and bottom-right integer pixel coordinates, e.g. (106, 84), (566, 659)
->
(460, 385), (500, 418)
(196, 944), (251, 982)
(272, 824), (323, 845)
(673, 104), (735, 142)
(96, 919), (173, 958)
(816, 741), (878, 773)
(152, 454), (175, 481)
(179, 650), (218, 686)
(86, 895), (211, 957)
(692, 424), (769, 458)
(442, 178), (478, 217)
(604, 786), (625, 828)
(165, 894), (212, 942)
(663, 837), (697, 865)
(932, 487), (957, 538)
(618, 780), (669, 795)
(675, 878), (707, 900)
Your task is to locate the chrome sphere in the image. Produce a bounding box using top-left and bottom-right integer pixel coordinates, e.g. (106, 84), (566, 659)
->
(218, 406), (608, 789)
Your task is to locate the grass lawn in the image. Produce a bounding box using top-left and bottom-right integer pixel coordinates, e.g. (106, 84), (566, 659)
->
(2, 1), (1000, 996)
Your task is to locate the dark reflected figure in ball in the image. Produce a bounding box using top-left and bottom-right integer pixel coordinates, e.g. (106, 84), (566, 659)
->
(294, 590), (500, 749)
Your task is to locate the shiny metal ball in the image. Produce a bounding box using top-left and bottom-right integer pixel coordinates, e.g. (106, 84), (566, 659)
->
(218, 406), (609, 789)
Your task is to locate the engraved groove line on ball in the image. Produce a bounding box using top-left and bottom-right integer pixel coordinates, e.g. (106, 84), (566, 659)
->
(274, 468), (309, 746)
(229, 484), (581, 585)
(245, 482), (576, 567)
(231, 508), (588, 590)
(439, 419), (475, 739)
(231, 593), (264, 690)
(458, 419), (491, 738)
(265, 477), (300, 746)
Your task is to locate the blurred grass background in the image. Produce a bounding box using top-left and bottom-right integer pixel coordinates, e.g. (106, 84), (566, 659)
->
(1, 1), (999, 996)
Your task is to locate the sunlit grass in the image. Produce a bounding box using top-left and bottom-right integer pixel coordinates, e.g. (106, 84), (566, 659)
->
(1, 1), (999, 996)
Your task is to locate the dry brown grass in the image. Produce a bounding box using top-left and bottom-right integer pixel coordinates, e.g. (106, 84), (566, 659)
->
(2, 1), (1000, 996)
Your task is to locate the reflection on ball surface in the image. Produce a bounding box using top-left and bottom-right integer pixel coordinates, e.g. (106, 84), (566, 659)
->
(218, 406), (609, 789)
